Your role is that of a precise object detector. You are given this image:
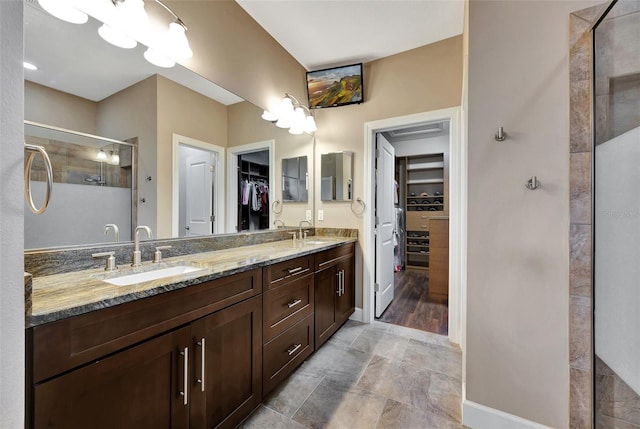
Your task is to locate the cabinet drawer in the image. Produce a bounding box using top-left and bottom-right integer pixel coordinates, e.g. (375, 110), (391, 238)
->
(31, 268), (262, 383)
(314, 242), (355, 271)
(406, 212), (431, 231)
(263, 315), (314, 395)
(429, 218), (449, 234)
(263, 255), (312, 290)
(263, 274), (314, 343)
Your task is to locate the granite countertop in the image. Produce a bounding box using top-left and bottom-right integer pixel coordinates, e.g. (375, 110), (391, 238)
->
(28, 236), (356, 328)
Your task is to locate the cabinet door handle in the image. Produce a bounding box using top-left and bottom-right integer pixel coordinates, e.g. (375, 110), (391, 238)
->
(287, 343), (302, 356)
(287, 266), (303, 274)
(336, 271), (341, 296)
(196, 338), (205, 392)
(179, 347), (189, 405)
(287, 299), (302, 308)
(341, 270), (345, 295)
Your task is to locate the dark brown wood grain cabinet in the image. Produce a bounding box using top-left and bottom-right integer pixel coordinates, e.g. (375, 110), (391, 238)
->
(28, 269), (263, 429)
(314, 243), (355, 348)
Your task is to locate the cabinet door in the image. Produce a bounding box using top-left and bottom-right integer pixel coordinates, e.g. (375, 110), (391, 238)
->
(336, 258), (355, 325)
(190, 295), (262, 429)
(314, 265), (338, 348)
(33, 326), (191, 429)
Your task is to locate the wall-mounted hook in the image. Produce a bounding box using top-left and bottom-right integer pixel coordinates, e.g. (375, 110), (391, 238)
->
(145, 175), (152, 182)
(525, 176), (539, 190)
(494, 127), (507, 141)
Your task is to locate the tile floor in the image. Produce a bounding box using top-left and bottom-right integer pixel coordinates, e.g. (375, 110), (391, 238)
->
(239, 320), (463, 429)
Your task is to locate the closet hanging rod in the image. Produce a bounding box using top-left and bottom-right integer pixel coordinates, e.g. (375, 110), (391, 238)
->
(24, 143), (53, 214)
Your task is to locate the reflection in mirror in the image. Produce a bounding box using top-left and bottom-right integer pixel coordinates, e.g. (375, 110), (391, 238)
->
(24, 1), (314, 250)
(321, 152), (353, 201)
(282, 156), (308, 202)
(24, 122), (136, 249)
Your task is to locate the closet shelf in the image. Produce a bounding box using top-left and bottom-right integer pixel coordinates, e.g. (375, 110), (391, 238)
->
(407, 179), (444, 185)
(406, 161), (444, 171)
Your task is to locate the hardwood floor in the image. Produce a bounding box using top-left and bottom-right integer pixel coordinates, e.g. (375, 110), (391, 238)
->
(377, 270), (448, 335)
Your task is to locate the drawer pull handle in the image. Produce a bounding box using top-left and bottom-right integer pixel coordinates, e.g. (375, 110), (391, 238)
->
(287, 299), (302, 308)
(420, 216), (428, 219)
(287, 266), (303, 274)
(287, 343), (302, 356)
(421, 225), (428, 228)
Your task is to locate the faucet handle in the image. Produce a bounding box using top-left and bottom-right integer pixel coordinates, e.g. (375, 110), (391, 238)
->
(288, 232), (297, 245)
(153, 245), (172, 264)
(92, 251), (117, 271)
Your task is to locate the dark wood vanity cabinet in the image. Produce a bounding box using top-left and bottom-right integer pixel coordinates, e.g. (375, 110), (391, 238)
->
(314, 243), (355, 348)
(28, 269), (263, 429)
(262, 255), (315, 396)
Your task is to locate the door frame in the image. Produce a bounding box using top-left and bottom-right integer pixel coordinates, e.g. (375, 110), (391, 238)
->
(362, 107), (466, 345)
(227, 140), (275, 233)
(172, 134), (225, 236)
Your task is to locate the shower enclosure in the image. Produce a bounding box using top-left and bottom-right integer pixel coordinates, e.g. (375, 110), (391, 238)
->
(593, 1), (640, 427)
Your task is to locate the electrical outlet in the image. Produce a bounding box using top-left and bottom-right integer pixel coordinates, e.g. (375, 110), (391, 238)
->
(317, 209), (324, 221)
(305, 210), (312, 221)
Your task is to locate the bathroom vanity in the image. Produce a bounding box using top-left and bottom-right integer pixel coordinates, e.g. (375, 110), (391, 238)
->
(25, 236), (355, 429)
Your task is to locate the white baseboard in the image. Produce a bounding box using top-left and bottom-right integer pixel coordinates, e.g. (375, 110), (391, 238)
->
(463, 400), (553, 429)
(349, 307), (363, 322)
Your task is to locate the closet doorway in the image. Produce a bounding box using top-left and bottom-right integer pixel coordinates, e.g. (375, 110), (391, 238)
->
(362, 107), (464, 344)
(227, 141), (275, 233)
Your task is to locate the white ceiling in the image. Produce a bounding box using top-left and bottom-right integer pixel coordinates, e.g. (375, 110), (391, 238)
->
(235, 0), (465, 71)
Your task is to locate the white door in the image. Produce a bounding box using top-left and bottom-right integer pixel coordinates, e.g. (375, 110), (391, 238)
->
(185, 152), (214, 236)
(375, 133), (396, 317)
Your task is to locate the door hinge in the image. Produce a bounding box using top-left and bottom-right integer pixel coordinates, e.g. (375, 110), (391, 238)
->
(374, 283), (380, 292)
(210, 215), (215, 222)
(209, 165), (215, 172)
(375, 149), (380, 158)
(375, 216), (379, 225)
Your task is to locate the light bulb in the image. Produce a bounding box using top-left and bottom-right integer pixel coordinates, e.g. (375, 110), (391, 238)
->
(275, 117), (291, 129)
(117, 0), (148, 30)
(38, 0), (88, 24)
(278, 96), (295, 120)
(293, 107), (306, 129)
(304, 115), (317, 133)
(109, 151), (120, 165)
(166, 22), (193, 59)
(261, 110), (278, 122)
(98, 24), (137, 49)
(289, 125), (304, 135)
(96, 149), (108, 161)
(144, 48), (176, 68)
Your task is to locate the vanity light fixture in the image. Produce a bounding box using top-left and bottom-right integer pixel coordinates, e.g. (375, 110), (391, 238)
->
(109, 150), (120, 165)
(96, 149), (108, 161)
(262, 94), (317, 134)
(23, 62), (38, 71)
(39, 0), (192, 68)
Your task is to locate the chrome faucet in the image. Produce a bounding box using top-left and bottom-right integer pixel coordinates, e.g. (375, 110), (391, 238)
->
(298, 220), (312, 241)
(132, 225), (152, 267)
(104, 224), (119, 243)
(273, 219), (285, 229)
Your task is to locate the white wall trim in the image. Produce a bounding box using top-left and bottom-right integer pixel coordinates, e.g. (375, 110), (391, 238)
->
(463, 400), (553, 429)
(349, 307), (363, 322)
(362, 107), (466, 347)
(172, 134), (225, 236)
(227, 140), (275, 233)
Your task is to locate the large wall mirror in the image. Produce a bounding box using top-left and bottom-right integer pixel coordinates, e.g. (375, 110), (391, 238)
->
(24, 1), (314, 250)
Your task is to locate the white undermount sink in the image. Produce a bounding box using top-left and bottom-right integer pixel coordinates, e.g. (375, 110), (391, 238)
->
(102, 265), (203, 286)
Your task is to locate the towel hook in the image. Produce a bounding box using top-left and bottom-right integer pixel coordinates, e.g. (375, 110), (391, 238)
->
(525, 176), (539, 190)
(494, 126), (507, 141)
(272, 199), (283, 214)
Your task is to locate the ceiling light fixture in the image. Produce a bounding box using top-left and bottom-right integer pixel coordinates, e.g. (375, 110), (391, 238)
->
(40, 0), (192, 68)
(38, 0), (88, 24)
(262, 94), (317, 135)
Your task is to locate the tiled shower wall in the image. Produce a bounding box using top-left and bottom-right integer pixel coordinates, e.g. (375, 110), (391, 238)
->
(569, 3), (640, 428)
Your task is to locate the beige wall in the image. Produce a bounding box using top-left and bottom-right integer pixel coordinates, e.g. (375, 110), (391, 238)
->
(314, 35), (463, 307)
(1, 2), (25, 427)
(167, 0), (307, 113)
(156, 75), (228, 237)
(97, 76), (158, 233)
(466, 1), (600, 427)
(25, 81), (97, 134)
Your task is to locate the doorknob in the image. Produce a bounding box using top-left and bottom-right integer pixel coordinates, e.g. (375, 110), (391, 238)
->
(185, 226), (190, 230)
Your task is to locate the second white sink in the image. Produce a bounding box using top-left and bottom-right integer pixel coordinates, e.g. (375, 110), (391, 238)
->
(102, 265), (203, 286)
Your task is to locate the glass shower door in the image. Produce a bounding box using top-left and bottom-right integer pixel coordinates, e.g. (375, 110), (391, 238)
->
(593, 1), (640, 427)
